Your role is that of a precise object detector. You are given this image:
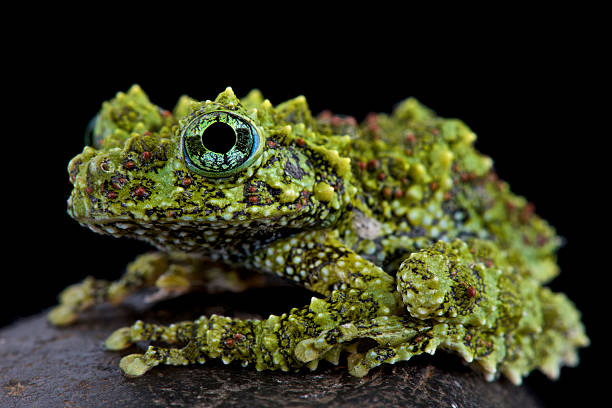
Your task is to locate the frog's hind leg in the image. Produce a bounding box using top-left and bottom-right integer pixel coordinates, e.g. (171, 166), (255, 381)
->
(48, 252), (263, 326)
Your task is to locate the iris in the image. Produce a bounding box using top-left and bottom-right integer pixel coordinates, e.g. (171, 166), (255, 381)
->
(181, 111), (262, 177)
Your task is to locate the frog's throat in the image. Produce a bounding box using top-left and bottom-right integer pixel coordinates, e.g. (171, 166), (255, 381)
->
(67, 200), (345, 255)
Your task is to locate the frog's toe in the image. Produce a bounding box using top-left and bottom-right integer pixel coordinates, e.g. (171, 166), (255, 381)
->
(119, 354), (154, 377)
(105, 327), (134, 350)
(295, 323), (360, 363)
(47, 304), (78, 326)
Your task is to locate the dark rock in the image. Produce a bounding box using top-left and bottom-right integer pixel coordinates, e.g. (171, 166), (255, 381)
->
(0, 292), (543, 408)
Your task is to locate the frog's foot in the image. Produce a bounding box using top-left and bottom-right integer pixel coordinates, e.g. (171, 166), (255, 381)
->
(119, 341), (201, 377)
(105, 315), (262, 376)
(48, 252), (263, 326)
(48, 252), (171, 326)
(48, 276), (111, 326)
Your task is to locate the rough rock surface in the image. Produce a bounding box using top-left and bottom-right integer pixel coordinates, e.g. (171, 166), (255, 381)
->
(0, 289), (543, 407)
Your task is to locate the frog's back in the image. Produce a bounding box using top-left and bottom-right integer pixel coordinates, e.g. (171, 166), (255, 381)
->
(323, 98), (560, 283)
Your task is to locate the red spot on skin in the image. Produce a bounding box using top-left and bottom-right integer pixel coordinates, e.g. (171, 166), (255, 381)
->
(297, 138), (305, 146)
(357, 161), (366, 171)
(234, 333), (245, 341)
(537, 235), (548, 247)
(161, 110), (171, 117)
(134, 186), (147, 197)
(225, 338), (234, 347)
(444, 192), (452, 200)
(415, 336), (422, 343)
(487, 341), (492, 348)
(267, 140), (276, 148)
(125, 160), (135, 169)
(401, 178), (408, 185)
(107, 191), (117, 199)
(393, 188), (404, 199)
(183, 178), (192, 186)
(248, 185), (257, 193)
(467, 286), (476, 298)
(296, 203), (302, 210)
(142, 151), (151, 161)
(465, 334), (472, 341)
(430, 181), (438, 191)
(520, 202), (535, 223)
(86, 186), (93, 194)
(266, 198), (272, 204)
(343, 116), (357, 126)
(318, 110), (333, 120)
(382, 187), (392, 198)
(485, 259), (494, 268)
(367, 159), (379, 171)
(377, 172), (386, 181)
(404, 132), (416, 143)
(143, 130), (151, 136)
(249, 195), (259, 204)
(168, 210), (175, 217)
(405, 148), (413, 156)
(365, 112), (379, 132)
(431, 128), (440, 136)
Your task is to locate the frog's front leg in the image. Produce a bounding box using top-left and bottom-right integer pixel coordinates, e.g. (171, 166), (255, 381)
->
(248, 230), (403, 311)
(48, 252), (262, 326)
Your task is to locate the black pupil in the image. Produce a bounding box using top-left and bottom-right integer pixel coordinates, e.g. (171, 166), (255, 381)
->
(201, 121), (236, 154)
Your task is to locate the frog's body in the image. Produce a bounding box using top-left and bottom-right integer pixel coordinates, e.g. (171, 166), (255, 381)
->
(50, 85), (588, 384)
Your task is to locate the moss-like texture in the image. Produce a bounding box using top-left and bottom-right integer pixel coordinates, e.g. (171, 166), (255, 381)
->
(51, 85), (588, 384)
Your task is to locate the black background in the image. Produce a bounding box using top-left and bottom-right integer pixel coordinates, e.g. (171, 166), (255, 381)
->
(4, 12), (606, 407)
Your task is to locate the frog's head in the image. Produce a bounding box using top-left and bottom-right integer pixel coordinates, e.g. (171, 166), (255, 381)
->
(67, 85), (354, 256)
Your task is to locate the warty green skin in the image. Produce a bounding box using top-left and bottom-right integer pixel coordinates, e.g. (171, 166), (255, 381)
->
(49, 85), (588, 384)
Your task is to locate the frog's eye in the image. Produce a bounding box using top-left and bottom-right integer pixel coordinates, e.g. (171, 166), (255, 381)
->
(180, 111), (263, 177)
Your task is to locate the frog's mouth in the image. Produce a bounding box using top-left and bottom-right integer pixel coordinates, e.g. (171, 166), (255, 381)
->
(68, 188), (304, 256)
